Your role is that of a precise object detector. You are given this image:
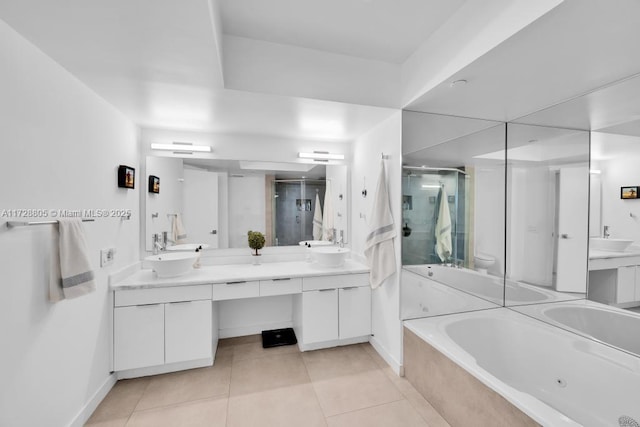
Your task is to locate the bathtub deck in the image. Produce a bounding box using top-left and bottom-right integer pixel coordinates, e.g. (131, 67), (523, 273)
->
(403, 327), (540, 427)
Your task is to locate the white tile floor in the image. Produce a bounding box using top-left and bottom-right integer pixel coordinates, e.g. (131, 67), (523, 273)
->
(85, 337), (450, 427)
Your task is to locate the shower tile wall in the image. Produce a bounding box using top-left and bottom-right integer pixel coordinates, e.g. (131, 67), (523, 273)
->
(274, 181), (326, 246)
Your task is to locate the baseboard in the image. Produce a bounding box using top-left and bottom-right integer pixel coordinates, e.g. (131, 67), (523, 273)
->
(116, 358), (213, 379)
(370, 335), (403, 376)
(69, 373), (117, 427)
(218, 321), (293, 339)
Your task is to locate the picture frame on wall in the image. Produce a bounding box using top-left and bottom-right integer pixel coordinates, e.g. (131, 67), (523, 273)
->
(118, 165), (135, 189)
(621, 186), (639, 199)
(149, 175), (160, 194)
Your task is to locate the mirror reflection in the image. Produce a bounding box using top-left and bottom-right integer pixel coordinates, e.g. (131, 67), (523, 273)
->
(509, 74), (640, 359)
(401, 112), (507, 319)
(504, 123), (589, 306)
(144, 155), (344, 251)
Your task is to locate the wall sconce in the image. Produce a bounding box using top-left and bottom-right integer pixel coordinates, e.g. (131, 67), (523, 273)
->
(298, 151), (345, 162)
(151, 142), (212, 153)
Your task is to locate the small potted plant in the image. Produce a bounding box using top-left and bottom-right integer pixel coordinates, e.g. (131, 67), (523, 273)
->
(247, 230), (265, 262)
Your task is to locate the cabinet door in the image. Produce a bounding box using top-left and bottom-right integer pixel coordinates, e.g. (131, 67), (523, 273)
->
(339, 286), (371, 339)
(114, 304), (164, 371)
(165, 300), (213, 364)
(617, 266), (636, 303)
(302, 289), (338, 344)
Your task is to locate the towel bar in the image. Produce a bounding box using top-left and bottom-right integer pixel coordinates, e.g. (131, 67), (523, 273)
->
(5, 219), (95, 229)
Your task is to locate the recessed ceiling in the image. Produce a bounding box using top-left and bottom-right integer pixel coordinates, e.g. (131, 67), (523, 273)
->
(219, 0), (465, 64)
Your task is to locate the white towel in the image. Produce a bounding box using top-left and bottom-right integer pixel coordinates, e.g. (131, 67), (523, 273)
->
(49, 219), (96, 301)
(171, 213), (187, 244)
(435, 188), (452, 262)
(313, 192), (323, 240)
(322, 181), (334, 241)
(364, 161), (397, 289)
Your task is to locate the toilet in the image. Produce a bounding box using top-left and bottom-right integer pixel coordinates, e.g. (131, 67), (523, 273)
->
(474, 253), (495, 274)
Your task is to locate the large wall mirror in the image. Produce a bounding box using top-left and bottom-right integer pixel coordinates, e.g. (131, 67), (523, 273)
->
(509, 74), (640, 358)
(144, 155), (349, 252)
(400, 111), (507, 318)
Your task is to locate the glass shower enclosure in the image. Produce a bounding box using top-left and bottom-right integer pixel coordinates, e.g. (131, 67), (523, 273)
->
(401, 167), (467, 266)
(272, 179), (326, 246)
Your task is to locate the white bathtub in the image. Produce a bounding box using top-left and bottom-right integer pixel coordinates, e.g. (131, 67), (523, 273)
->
(405, 309), (640, 426)
(515, 300), (640, 356)
(404, 264), (579, 306)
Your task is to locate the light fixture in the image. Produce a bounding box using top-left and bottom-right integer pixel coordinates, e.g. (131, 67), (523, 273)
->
(590, 169), (601, 174)
(421, 184), (441, 189)
(151, 142), (212, 153)
(298, 151), (345, 161)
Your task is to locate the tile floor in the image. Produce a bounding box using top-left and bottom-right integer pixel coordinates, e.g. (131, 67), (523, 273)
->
(85, 336), (450, 427)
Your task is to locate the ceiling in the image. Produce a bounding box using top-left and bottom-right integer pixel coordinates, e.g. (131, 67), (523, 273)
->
(219, 0), (464, 64)
(3, 0), (640, 145)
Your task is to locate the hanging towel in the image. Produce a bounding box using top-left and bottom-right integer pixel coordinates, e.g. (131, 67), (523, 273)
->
(49, 219), (96, 300)
(313, 191), (323, 240)
(322, 181), (334, 241)
(435, 188), (452, 262)
(364, 160), (397, 289)
(171, 213), (187, 244)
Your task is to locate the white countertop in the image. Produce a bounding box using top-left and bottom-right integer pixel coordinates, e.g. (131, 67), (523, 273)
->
(112, 259), (370, 291)
(589, 248), (640, 260)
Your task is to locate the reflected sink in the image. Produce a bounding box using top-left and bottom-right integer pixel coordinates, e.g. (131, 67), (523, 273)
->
(144, 252), (199, 278)
(589, 238), (633, 252)
(310, 246), (351, 267)
(166, 243), (210, 251)
(299, 240), (333, 247)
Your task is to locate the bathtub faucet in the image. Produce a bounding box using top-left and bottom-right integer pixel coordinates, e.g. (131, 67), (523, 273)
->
(603, 225), (610, 239)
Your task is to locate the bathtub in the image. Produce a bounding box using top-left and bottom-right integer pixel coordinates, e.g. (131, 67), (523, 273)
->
(404, 308), (640, 426)
(515, 300), (640, 356)
(404, 264), (579, 306)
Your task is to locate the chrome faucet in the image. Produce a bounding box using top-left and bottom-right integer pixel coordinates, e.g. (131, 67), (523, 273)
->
(152, 233), (164, 254)
(603, 225), (610, 239)
(339, 230), (344, 248)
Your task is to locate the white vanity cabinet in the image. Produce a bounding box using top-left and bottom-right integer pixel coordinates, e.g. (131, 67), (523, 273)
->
(293, 273), (371, 351)
(114, 285), (213, 374)
(589, 265), (640, 304)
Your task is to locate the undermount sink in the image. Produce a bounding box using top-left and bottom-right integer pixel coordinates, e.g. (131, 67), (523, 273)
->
(589, 238), (634, 252)
(165, 243), (210, 251)
(144, 252), (199, 278)
(299, 240), (333, 247)
(310, 246), (351, 267)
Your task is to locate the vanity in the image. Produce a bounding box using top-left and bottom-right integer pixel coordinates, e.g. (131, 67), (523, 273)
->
(111, 260), (371, 378)
(588, 249), (640, 306)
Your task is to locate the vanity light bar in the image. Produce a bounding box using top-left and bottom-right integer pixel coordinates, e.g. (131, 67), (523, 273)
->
(151, 142), (212, 153)
(298, 151), (345, 161)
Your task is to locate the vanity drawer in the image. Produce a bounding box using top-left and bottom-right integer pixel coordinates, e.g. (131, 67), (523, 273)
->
(303, 275), (342, 291)
(213, 280), (260, 301)
(345, 273), (370, 288)
(260, 277), (302, 296)
(115, 285), (212, 307)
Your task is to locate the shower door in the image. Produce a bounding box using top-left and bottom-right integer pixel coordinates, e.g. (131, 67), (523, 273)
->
(273, 180), (326, 246)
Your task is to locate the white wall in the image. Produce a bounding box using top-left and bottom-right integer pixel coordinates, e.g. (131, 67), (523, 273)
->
(351, 112), (403, 372)
(326, 165), (350, 243)
(600, 147), (640, 243)
(145, 157), (183, 250)
(474, 166), (505, 276)
(228, 174), (266, 249)
(0, 19), (139, 427)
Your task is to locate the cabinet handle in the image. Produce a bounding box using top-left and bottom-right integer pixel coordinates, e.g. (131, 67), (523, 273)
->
(168, 300), (192, 305)
(318, 288), (336, 292)
(272, 277), (291, 281)
(135, 303), (160, 308)
(341, 286), (358, 291)
(226, 280), (247, 285)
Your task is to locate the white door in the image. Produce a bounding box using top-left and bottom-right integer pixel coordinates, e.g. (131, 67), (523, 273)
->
(302, 289), (338, 344)
(338, 286), (371, 339)
(165, 300), (212, 364)
(114, 304), (164, 371)
(556, 166), (589, 293)
(183, 168), (219, 248)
